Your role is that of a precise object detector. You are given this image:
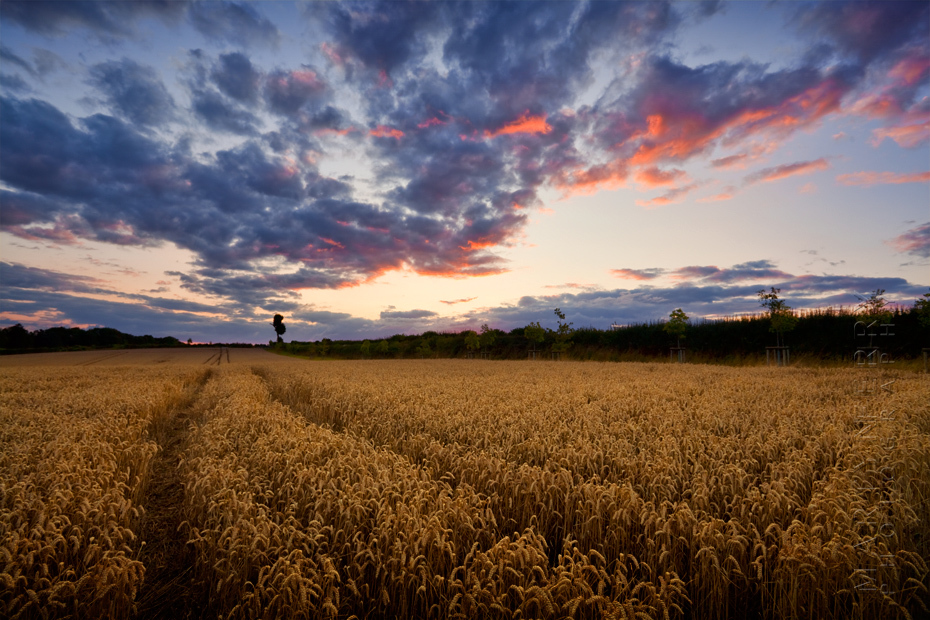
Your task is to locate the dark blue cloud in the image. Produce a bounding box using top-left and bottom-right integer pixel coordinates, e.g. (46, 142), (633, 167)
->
(792, 1), (930, 64)
(380, 309), (438, 320)
(189, 1), (280, 48)
(1, 0), (187, 38)
(0, 73), (30, 93)
(212, 52), (262, 103)
(3, 260), (925, 342)
(0, 94), (525, 304)
(464, 271), (926, 334)
(264, 67), (328, 116)
(190, 88), (261, 135)
(88, 58), (177, 128)
(0, 44), (36, 76)
(315, 0), (442, 76)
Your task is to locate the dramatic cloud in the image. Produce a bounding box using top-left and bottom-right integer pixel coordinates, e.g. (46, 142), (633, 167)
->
(2, 1), (926, 341)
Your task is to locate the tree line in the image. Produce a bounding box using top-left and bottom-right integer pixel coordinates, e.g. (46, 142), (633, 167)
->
(0, 324), (186, 353)
(277, 291), (930, 363)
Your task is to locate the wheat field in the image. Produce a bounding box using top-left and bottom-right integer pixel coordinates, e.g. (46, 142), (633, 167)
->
(1, 349), (927, 619)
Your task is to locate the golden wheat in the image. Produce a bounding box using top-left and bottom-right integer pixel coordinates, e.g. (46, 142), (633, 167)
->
(2, 352), (927, 619)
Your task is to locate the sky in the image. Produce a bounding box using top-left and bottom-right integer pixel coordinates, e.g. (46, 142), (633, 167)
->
(1, 0), (928, 344)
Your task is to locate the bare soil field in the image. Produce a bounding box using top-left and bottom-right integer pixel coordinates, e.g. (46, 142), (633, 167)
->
(2, 351), (928, 619)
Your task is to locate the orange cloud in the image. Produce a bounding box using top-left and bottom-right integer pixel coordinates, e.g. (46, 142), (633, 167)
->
(635, 182), (700, 208)
(634, 166), (687, 187)
(557, 78), (845, 196)
(697, 191), (735, 203)
(555, 159), (628, 195)
(418, 116), (448, 129)
(484, 111), (552, 138)
(319, 237), (345, 250)
(370, 125), (404, 139)
(314, 127), (354, 137)
(836, 170), (930, 187)
(458, 239), (496, 251)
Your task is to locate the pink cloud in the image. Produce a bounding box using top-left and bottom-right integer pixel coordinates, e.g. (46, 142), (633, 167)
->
(746, 158), (830, 184)
(888, 56), (930, 86)
(887, 222), (930, 258)
(836, 170), (930, 186)
(710, 153), (749, 170)
(870, 121), (930, 148)
(610, 268), (665, 280)
(320, 42), (347, 67)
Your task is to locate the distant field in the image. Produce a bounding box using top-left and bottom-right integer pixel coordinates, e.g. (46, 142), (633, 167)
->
(0, 346), (287, 367)
(2, 351), (928, 619)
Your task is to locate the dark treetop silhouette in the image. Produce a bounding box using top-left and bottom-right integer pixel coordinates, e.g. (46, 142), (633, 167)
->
(271, 314), (286, 344)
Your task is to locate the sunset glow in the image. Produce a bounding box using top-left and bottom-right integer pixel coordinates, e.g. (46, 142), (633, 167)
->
(0, 1), (926, 343)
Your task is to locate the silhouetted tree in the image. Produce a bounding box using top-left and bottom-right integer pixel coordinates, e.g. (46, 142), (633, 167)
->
(550, 308), (574, 355)
(0, 323), (32, 349)
(915, 290), (930, 331)
(479, 323), (497, 352)
(464, 330), (480, 356)
(758, 287), (797, 348)
(271, 314), (286, 343)
(524, 322), (545, 358)
(856, 288), (892, 325)
(663, 308), (689, 348)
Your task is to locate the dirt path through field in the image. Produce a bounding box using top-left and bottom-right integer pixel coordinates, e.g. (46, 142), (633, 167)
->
(134, 375), (210, 620)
